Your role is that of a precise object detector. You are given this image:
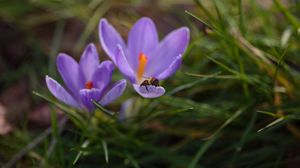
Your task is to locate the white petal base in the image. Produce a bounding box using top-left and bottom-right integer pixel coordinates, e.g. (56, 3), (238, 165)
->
(133, 84), (165, 98)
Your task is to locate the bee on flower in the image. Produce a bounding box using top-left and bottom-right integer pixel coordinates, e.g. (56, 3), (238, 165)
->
(99, 17), (190, 98)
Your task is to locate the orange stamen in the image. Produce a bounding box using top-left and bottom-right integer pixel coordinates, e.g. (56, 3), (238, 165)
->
(137, 53), (148, 83)
(85, 81), (93, 89)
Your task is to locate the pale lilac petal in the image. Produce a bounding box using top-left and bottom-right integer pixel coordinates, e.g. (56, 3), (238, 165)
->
(119, 99), (133, 121)
(79, 88), (102, 111)
(155, 55), (182, 80)
(99, 19), (126, 63)
(79, 43), (99, 81)
(99, 79), (127, 106)
(146, 27), (189, 76)
(127, 17), (159, 70)
(45, 76), (80, 108)
(56, 53), (83, 99)
(133, 84), (165, 98)
(92, 61), (114, 93)
(116, 45), (136, 83)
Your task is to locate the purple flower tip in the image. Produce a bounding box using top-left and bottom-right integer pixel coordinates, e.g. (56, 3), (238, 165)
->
(45, 43), (126, 111)
(99, 17), (190, 98)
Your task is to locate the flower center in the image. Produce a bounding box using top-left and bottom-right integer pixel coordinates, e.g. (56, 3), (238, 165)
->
(85, 81), (93, 89)
(137, 53), (148, 83)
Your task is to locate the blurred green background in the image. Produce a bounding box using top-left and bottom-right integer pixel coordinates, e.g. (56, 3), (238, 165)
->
(1, 0), (300, 167)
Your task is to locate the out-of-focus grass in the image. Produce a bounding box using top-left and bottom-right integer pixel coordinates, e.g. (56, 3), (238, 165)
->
(1, 0), (300, 167)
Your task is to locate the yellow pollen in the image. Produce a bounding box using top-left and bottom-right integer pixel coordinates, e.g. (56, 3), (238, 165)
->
(137, 53), (148, 83)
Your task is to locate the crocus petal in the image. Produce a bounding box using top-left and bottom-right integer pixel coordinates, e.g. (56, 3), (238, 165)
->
(99, 79), (127, 106)
(155, 54), (182, 80)
(92, 61), (114, 93)
(146, 27), (189, 76)
(116, 45), (136, 83)
(45, 76), (80, 108)
(57, 53), (83, 99)
(127, 17), (159, 70)
(99, 19), (126, 63)
(79, 43), (99, 81)
(79, 88), (102, 111)
(119, 98), (133, 121)
(133, 84), (165, 98)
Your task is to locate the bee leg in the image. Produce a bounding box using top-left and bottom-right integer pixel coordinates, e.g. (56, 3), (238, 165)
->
(140, 80), (150, 92)
(145, 85), (149, 92)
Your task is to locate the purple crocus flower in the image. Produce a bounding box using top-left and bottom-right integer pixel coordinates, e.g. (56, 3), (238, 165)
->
(45, 43), (126, 111)
(99, 17), (189, 98)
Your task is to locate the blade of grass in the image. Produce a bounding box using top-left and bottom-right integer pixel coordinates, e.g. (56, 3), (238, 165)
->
(160, 96), (227, 119)
(273, 0), (300, 30)
(124, 151), (140, 168)
(32, 91), (88, 129)
(167, 71), (222, 96)
(74, 0), (109, 52)
(273, 46), (289, 81)
(92, 100), (116, 116)
(204, 105), (248, 140)
(206, 56), (254, 84)
(183, 71), (238, 79)
(230, 112), (257, 165)
(3, 118), (67, 168)
(101, 140), (109, 163)
(185, 10), (213, 30)
(188, 134), (219, 168)
(257, 111), (277, 117)
(238, 0), (246, 36)
(257, 117), (285, 132)
(73, 140), (90, 165)
(234, 46), (250, 98)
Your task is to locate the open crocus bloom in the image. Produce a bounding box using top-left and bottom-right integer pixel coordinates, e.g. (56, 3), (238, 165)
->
(45, 43), (126, 111)
(99, 17), (189, 98)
